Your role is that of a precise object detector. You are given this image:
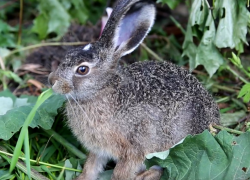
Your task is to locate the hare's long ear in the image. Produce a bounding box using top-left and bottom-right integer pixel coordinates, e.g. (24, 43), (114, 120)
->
(99, 0), (155, 58)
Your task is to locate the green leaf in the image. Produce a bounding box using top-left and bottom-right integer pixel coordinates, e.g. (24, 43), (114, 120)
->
(228, 52), (243, 68)
(0, 48), (10, 59)
(0, 20), (17, 48)
(156, 0), (182, 9)
(195, 11), (224, 77)
(214, 0), (249, 49)
(64, 158), (82, 179)
(238, 83), (250, 103)
(32, 0), (71, 39)
(183, 6), (224, 77)
(32, 14), (49, 39)
(146, 130), (250, 180)
(0, 170), (14, 180)
(99, 170), (113, 180)
(9, 89), (54, 173)
(0, 94), (31, 115)
(0, 169), (9, 177)
(220, 110), (246, 127)
(189, 0), (208, 28)
(0, 97), (13, 115)
(0, 92), (65, 140)
(65, 159), (75, 180)
(69, 0), (89, 24)
(182, 23), (197, 70)
(0, 70), (23, 84)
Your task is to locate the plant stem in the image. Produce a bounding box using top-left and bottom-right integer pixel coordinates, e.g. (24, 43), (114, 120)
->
(0, 150), (81, 172)
(169, 15), (185, 34)
(241, 68), (250, 79)
(43, 129), (87, 159)
(4, 41), (88, 60)
(215, 96), (230, 103)
(212, 124), (244, 135)
(226, 65), (249, 84)
(141, 43), (164, 62)
(0, 0), (18, 10)
(0, 147), (49, 180)
(17, 0), (23, 45)
(212, 84), (239, 93)
(0, 56), (7, 90)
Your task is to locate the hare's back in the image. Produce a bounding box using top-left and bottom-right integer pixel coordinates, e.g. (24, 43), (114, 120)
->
(120, 61), (207, 100)
(117, 61), (219, 135)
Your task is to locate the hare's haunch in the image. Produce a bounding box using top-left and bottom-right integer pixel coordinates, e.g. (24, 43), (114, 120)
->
(48, 0), (220, 179)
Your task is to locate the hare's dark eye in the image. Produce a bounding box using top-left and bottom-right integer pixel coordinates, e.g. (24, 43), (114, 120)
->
(76, 66), (89, 75)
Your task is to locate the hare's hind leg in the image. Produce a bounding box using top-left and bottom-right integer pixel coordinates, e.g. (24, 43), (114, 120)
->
(135, 166), (163, 180)
(111, 158), (145, 180)
(75, 152), (108, 180)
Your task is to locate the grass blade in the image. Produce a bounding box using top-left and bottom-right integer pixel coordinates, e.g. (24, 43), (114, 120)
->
(24, 130), (31, 179)
(43, 129), (86, 159)
(9, 89), (53, 173)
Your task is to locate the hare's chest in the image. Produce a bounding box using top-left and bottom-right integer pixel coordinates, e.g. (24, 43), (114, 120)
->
(65, 100), (117, 154)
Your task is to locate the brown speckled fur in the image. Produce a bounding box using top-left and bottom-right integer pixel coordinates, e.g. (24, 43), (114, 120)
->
(48, 0), (220, 179)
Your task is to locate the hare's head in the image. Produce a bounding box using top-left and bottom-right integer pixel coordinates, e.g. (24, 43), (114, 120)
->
(48, 0), (156, 100)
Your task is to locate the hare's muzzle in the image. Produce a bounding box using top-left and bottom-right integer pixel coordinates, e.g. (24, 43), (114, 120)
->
(48, 72), (72, 94)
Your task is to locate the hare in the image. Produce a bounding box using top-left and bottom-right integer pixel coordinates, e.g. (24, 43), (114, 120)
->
(48, 0), (220, 179)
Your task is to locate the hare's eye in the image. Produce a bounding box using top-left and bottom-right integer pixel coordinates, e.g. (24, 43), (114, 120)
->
(76, 66), (89, 75)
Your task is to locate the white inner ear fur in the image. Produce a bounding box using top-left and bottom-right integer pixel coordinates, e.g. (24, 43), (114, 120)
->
(83, 44), (91, 51)
(113, 5), (156, 57)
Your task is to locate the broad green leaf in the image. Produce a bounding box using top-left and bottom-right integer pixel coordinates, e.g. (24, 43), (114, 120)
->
(65, 157), (82, 179)
(32, 14), (49, 39)
(32, 0), (71, 39)
(9, 89), (54, 173)
(146, 138), (184, 160)
(189, 0), (208, 28)
(186, 0), (208, 39)
(195, 11), (224, 77)
(60, 0), (72, 10)
(145, 130), (250, 180)
(99, 170), (113, 180)
(65, 159), (75, 180)
(232, 1), (249, 47)
(0, 89), (16, 101)
(0, 93), (65, 140)
(0, 48), (10, 59)
(182, 23), (197, 70)
(0, 20), (17, 48)
(0, 70), (23, 84)
(183, 5), (224, 76)
(0, 169), (9, 177)
(156, 0), (182, 9)
(0, 97), (13, 115)
(214, 0), (249, 49)
(220, 110), (246, 127)
(238, 83), (250, 103)
(0, 170), (14, 180)
(69, 0), (89, 24)
(0, 95), (30, 115)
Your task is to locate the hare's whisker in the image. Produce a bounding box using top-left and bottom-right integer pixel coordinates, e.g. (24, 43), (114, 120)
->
(68, 93), (91, 122)
(65, 95), (79, 122)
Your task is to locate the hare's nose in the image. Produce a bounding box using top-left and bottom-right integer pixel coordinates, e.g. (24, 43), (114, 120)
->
(48, 72), (56, 86)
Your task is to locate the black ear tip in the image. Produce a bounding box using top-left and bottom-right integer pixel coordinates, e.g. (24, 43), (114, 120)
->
(127, 0), (156, 17)
(131, 0), (155, 9)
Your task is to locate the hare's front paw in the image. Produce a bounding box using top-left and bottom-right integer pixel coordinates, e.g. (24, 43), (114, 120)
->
(135, 166), (163, 180)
